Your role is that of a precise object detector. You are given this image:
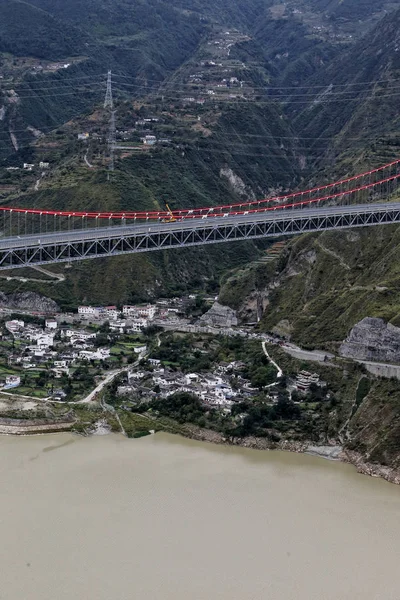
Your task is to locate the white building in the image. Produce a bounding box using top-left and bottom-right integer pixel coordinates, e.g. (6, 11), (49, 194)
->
(79, 348), (111, 361)
(149, 358), (161, 366)
(185, 373), (200, 385)
(165, 385), (195, 397)
(104, 306), (119, 320)
(39, 161), (50, 169)
(141, 135), (157, 145)
(54, 360), (68, 368)
(78, 306), (100, 317)
(36, 334), (54, 347)
(28, 346), (46, 357)
(52, 367), (69, 378)
(109, 320), (128, 334)
(131, 319), (148, 332)
(63, 329), (96, 341)
(133, 345), (147, 355)
(45, 319), (58, 330)
(122, 304), (156, 319)
(5, 375), (21, 388)
(128, 371), (145, 382)
(5, 320), (24, 333)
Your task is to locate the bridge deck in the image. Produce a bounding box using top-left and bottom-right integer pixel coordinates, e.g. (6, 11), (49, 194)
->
(0, 201), (399, 269)
(0, 201), (399, 250)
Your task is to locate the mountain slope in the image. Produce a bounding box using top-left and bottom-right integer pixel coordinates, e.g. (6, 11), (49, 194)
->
(292, 8), (400, 163)
(0, 0), (86, 58)
(0, 97), (302, 306)
(218, 224), (400, 348)
(0, 0), (206, 158)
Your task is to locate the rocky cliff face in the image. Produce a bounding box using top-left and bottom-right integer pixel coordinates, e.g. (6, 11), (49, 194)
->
(340, 317), (400, 363)
(0, 292), (59, 313)
(199, 302), (238, 328)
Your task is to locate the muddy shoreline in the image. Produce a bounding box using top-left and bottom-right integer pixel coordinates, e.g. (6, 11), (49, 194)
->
(180, 424), (400, 485)
(1, 415), (400, 485)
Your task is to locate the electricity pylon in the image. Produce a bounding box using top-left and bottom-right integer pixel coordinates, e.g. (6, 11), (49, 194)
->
(104, 70), (113, 109)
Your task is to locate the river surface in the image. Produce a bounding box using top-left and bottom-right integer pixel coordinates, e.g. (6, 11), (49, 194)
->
(1, 432), (400, 599)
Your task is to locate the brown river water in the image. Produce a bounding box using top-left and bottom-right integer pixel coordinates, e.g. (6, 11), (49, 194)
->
(1, 432), (400, 599)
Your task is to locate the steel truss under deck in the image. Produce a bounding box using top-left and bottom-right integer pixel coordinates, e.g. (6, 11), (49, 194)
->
(1, 204), (400, 270)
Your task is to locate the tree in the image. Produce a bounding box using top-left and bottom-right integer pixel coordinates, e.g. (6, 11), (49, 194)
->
(272, 395), (301, 420)
(250, 365), (276, 389)
(99, 321), (110, 333)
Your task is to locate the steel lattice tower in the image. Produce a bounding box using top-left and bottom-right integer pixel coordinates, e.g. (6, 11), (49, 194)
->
(104, 70), (113, 109)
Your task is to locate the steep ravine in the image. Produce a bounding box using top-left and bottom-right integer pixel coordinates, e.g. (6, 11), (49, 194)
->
(219, 224), (400, 349)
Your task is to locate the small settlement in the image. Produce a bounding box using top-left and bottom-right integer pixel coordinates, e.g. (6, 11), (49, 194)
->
(118, 360), (255, 411)
(0, 295), (328, 408)
(0, 297), (195, 399)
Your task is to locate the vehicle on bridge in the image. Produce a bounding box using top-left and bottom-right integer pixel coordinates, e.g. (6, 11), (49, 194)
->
(162, 203), (177, 223)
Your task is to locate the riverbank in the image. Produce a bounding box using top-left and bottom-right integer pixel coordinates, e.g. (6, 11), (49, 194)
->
(0, 416), (76, 435)
(1, 410), (400, 485)
(178, 424), (400, 485)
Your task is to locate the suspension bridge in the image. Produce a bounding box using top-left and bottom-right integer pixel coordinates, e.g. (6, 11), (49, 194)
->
(0, 158), (399, 270)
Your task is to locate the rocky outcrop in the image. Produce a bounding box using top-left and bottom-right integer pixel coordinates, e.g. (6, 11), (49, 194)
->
(199, 301), (238, 328)
(341, 450), (400, 485)
(219, 167), (256, 199)
(236, 290), (270, 323)
(340, 317), (400, 363)
(0, 291), (59, 313)
(272, 319), (293, 340)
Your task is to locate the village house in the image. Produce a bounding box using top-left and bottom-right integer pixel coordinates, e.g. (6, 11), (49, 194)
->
(35, 333), (55, 348)
(62, 329), (96, 342)
(52, 367), (69, 378)
(122, 304), (156, 319)
(27, 346), (46, 357)
(148, 358), (161, 366)
(54, 360), (68, 369)
(133, 345), (147, 355)
(78, 305), (102, 318)
(109, 320), (129, 334)
(128, 371), (146, 383)
(79, 348), (111, 361)
(295, 371), (320, 393)
(131, 318), (148, 332)
(4, 375), (21, 388)
(141, 135), (157, 146)
(104, 306), (119, 320)
(185, 373), (200, 384)
(165, 385), (196, 397)
(5, 320), (24, 334)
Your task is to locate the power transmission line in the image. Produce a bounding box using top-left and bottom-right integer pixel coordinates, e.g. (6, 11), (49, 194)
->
(111, 72), (400, 88)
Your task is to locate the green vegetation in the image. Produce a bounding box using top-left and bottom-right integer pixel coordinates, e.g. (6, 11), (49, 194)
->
(218, 224), (400, 347)
(347, 379), (400, 467)
(115, 332), (360, 444)
(0, 0), (399, 473)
